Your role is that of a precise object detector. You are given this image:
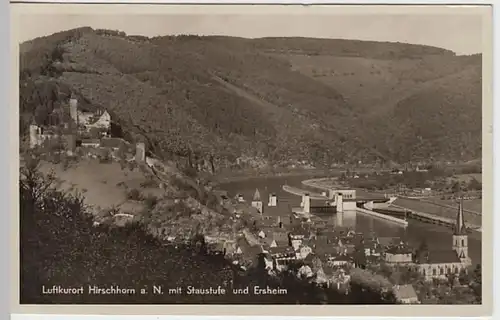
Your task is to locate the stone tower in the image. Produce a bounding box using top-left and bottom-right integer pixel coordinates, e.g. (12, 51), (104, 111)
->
(251, 188), (263, 214)
(135, 142), (146, 163)
(301, 193), (311, 214)
(268, 193), (277, 207)
(69, 95), (79, 127)
(29, 124), (40, 149)
(65, 134), (77, 155)
(452, 198), (470, 263)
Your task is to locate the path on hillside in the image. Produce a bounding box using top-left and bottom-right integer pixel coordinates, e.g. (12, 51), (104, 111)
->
(210, 73), (283, 117)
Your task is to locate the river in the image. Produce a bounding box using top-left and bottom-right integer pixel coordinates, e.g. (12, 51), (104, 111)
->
(218, 174), (482, 266)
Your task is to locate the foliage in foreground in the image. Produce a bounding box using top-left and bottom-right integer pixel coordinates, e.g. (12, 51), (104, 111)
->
(20, 160), (398, 304)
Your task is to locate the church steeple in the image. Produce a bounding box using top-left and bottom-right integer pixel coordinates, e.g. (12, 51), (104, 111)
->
(253, 188), (261, 201)
(454, 198), (467, 235)
(251, 188), (263, 214)
(452, 197), (470, 264)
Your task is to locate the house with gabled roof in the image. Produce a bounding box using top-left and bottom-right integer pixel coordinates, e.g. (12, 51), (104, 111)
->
(271, 231), (290, 247)
(269, 246), (297, 271)
(384, 241), (414, 264)
(251, 188), (263, 214)
(393, 284), (420, 304)
(296, 243), (314, 260)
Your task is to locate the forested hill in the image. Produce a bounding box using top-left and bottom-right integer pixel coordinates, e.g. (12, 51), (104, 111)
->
(19, 27), (482, 170)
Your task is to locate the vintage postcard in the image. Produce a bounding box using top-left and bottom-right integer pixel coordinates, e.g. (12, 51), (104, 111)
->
(10, 2), (493, 317)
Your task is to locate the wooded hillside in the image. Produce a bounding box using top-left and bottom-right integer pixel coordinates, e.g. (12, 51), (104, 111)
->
(19, 28), (482, 170)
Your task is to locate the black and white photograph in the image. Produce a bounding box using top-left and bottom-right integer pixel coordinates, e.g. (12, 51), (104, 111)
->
(13, 3), (492, 313)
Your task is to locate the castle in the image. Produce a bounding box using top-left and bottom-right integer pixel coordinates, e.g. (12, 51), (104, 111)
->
(29, 94), (112, 151)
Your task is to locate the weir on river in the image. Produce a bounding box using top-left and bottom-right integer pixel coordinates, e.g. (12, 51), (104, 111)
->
(218, 174), (482, 266)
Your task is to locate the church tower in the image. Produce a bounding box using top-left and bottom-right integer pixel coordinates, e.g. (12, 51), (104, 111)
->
(251, 188), (263, 214)
(452, 198), (470, 264)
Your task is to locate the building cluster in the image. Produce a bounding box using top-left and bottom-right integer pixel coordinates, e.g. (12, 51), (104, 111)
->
(28, 95), (147, 163)
(203, 188), (472, 300)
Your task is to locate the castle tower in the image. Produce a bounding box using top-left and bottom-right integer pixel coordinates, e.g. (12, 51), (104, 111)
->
(452, 198), (470, 263)
(251, 188), (263, 214)
(302, 193), (310, 214)
(69, 95), (79, 127)
(135, 142), (146, 163)
(29, 124), (40, 149)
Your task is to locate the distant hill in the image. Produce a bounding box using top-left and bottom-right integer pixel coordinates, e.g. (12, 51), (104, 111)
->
(19, 27), (482, 171)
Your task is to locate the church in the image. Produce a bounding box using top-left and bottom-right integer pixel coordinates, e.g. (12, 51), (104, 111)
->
(414, 198), (472, 281)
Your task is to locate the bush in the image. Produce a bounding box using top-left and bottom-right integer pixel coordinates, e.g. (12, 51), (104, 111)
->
(143, 194), (158, 210)
(127, 188), (143, 201)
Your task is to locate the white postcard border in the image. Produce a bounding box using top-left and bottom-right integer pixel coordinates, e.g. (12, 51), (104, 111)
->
(6, 1), (497, 318)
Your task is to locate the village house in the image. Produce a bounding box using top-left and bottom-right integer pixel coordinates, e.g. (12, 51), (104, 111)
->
(327, 253), (353, 268)
(392, 284), (420, 304)
(384, 241), (414, 264)
(363, 236), (384, 259)
(324, 266), (351, 293)
(233, 237), (262, 268)
(206, 242), (226, 256)
(297, 264), (314, 279)
(377, 236), (399, 249)
(250, 188), (264, 214)
(295, 242), (313, 260)
(268, 246), (297, 271)
(272, 231), (290, 247)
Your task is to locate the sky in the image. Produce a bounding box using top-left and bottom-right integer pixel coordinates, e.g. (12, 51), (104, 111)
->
(17, 13), (485, 55)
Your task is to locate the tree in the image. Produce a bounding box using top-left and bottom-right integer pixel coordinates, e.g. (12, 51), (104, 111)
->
(415, 239), (429, 262)
(467, 178), (482, 191)
(451, 181), (461, 193)
(353, 242), (367, 269)
(470, 264), (481, 302)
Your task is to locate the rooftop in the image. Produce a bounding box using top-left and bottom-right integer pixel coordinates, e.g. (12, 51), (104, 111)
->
(269, 246), (295, 256)
(393, 284), (418, 301)
(417, 250), (462, 264)
(386, 244), (413, 255)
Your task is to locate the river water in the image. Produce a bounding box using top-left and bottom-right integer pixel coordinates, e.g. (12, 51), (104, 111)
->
(218, 175), (482, 266)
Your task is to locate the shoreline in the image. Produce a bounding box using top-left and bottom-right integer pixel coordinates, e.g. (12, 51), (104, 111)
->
(212, 169), (337, 185)
(281, 185), (328, 200)
(301, 177), (342, 191)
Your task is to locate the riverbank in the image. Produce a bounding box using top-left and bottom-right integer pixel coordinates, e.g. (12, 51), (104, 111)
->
(301, 177), (342, 190)
(282, 185), (328, 200)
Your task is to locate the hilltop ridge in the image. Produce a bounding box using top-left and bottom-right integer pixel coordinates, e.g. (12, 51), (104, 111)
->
(19, 27), (482, 171)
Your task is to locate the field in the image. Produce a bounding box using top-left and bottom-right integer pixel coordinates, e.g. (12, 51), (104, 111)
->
(39, 159), (165, 217)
